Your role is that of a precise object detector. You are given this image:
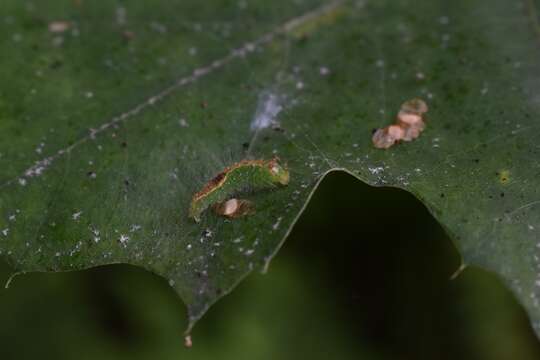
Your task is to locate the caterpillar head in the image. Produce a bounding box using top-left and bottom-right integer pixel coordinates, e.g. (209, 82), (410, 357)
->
(267, 157), (289, 186)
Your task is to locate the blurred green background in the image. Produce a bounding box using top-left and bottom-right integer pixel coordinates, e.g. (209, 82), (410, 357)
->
(1, 172), (539, 360)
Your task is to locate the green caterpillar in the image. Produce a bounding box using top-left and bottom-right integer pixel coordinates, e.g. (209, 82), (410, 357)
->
(189, 157), (290, 222)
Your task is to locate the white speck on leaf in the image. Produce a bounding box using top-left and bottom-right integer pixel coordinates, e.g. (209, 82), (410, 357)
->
(150, 21), (167, 34)
(119, 234), (129, 246)
(179, 118), (189, 127)
(35, 142), (45, 154)
(245, 42), (256, 52)
(438, 16), (449, 25)
(368, 166), (384, 175)
(115, 6), (127, 25)
(272, 217), (283, 231)
(91, 228), (101, 243)
(52, 36), (64, 47)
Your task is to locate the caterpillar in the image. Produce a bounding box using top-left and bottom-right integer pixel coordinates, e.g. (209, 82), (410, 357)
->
(189, 157), (290, 222)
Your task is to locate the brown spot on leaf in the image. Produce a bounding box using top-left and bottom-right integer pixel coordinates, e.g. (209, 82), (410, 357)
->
(372, 98), (428, 149)
(498, 169), (510, 184)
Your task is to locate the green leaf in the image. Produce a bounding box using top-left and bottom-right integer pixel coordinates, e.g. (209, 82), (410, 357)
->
(2, 0), (540, 336)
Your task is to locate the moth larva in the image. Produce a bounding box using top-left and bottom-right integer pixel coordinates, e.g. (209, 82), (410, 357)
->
(189, 158), (289, 222)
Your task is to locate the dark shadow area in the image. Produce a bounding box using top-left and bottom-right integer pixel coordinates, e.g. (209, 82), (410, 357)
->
(0, 171), (539, 360)
(279, 171), (540, 359)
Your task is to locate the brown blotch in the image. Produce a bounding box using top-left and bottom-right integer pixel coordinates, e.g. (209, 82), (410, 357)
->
(498, 169), (511, 185)
(372, 98), (428, 149)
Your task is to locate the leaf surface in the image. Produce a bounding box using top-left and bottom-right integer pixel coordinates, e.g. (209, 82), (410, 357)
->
(2, 0), (540, 334)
